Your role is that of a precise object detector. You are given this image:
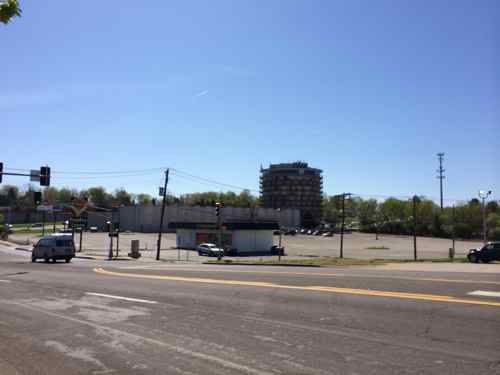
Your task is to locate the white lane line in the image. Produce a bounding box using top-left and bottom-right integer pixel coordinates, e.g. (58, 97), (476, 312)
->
(85, 292), (157, 304)
(3, 300), (273, 375)
(0, 280), (12, 283)
(468, 290), (500, 298)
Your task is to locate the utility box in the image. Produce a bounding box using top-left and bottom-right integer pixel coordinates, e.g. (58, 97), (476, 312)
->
(129, 240), (141, 259)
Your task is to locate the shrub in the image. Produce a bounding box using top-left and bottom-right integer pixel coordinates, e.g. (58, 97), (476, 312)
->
(454, 223), (473, 239)
(488, 227), (500, 241)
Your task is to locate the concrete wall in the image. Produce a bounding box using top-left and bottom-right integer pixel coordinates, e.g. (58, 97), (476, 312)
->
(117, 205), (300, 233)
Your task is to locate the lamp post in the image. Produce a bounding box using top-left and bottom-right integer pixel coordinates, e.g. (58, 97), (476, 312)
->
(479, 190), (492, 244)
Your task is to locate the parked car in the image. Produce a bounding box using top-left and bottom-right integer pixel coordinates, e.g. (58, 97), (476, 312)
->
(90, 226), (99, 233)
(31, 223), (43, 228)
(467, 242), (500, 263)
(197, 243), (224, 257)
(32, 234), (75, 263)
(270, 245), (285, 256)
(322, 231), (334, 237)
(284, 229), (297, 236)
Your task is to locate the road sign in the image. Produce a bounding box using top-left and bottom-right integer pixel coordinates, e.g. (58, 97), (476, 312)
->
(30, 170), (40, 182)
(71, 198), (88, 217)
(159, 187), (165, 197)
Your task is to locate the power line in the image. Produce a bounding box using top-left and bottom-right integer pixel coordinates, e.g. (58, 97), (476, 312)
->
(171, 168), (259, 193)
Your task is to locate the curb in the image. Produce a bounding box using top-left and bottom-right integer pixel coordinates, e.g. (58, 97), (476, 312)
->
(13, 247), (130, 261)
(15, 247), (32, 253)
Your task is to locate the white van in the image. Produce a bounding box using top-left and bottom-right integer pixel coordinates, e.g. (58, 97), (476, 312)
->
(32, 234), (75, 263)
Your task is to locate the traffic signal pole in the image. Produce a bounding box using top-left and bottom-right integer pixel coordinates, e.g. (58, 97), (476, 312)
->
(0, 164), (51, 186)
(156, 169), (169, 261)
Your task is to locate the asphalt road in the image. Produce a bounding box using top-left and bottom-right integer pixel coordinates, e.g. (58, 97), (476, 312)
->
(1, 243), (499, 374)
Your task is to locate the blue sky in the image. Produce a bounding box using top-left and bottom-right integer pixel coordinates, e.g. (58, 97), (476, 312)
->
(2, 0), (498, 203)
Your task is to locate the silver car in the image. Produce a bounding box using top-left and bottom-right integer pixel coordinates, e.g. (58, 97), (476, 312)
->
(196, 243), (224, 257)
(32, 234), (75, 263)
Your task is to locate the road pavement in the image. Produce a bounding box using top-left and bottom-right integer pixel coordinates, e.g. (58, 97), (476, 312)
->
(1, 242), (499, 374)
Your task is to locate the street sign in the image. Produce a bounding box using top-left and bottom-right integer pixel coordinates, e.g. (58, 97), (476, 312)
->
(159, 187), (165, 197)
(30, 170), (40, 182)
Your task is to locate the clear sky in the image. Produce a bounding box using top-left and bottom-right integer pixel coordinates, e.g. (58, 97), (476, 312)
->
(2, 0), (499, 203)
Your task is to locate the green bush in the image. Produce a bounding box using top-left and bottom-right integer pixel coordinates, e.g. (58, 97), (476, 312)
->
(488, 227), (500, 241)
(454, 223), (473, 239)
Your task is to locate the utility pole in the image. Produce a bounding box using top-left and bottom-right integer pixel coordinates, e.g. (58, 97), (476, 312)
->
(437, 153), (445, 213)
(216, 202), (223, 261)
(479, 190), (492, 244)
(276, 208), (282, 262)
(339, 193), (352, 259)
(156, 169), (169, 261)
(41, 210), (46, 236)
(451, 204), (456, 258)
(79, 222), (83, 252)
(107, 221), (113, 260)
(412, 195), (418, 260)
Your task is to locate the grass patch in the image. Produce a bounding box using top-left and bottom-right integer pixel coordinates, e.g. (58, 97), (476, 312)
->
(10, 229), (56, 235)
(206, 257), (390, 267)
(365, 246), (390, 250)
(206, 256), (469, 267)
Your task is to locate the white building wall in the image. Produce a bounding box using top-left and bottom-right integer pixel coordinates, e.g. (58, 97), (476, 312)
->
(232, 230), (274, 253)
(176, 229), (197, 249)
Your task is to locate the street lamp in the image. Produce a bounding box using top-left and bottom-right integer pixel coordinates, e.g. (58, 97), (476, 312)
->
(478, 190), (492, 244)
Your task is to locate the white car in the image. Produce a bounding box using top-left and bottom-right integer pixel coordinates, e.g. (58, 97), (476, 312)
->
(196, 243), (224, 257)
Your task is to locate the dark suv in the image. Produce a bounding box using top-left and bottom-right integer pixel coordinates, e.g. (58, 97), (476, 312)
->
(467, 242), (500, 263)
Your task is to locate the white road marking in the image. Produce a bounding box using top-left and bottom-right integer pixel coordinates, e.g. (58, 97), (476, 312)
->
(85, 292), (157, 304)
(468, 290), (500, 298)
(0, 280), (12, 283)
(3, 300), (274, 375)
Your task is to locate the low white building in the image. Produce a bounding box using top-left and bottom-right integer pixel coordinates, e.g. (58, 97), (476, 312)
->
(171, 222), (280, 256)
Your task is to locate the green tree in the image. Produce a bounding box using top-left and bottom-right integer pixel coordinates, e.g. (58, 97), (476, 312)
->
(43, 187), (59, 204)
(88, 186), (111, 208)
(58, 188), (73, 205)
(0, 185), (19, 207)
(358, 199), (378, 226)
(114, 188), (133, 206)
(136, 193), (152, 205)
(0, 0), (21, 24)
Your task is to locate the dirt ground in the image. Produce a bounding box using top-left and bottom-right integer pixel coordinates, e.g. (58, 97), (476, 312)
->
(9, 231), (484, 261)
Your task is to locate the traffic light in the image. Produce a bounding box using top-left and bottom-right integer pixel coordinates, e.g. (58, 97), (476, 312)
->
(0, 162), (3, 183)
(40, 166), (51, 187)
(34, 191), (42, 206)
(215, 202), (221, 217)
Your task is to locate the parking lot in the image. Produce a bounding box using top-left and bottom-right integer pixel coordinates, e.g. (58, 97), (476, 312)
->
(9, 231), (484, 262)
